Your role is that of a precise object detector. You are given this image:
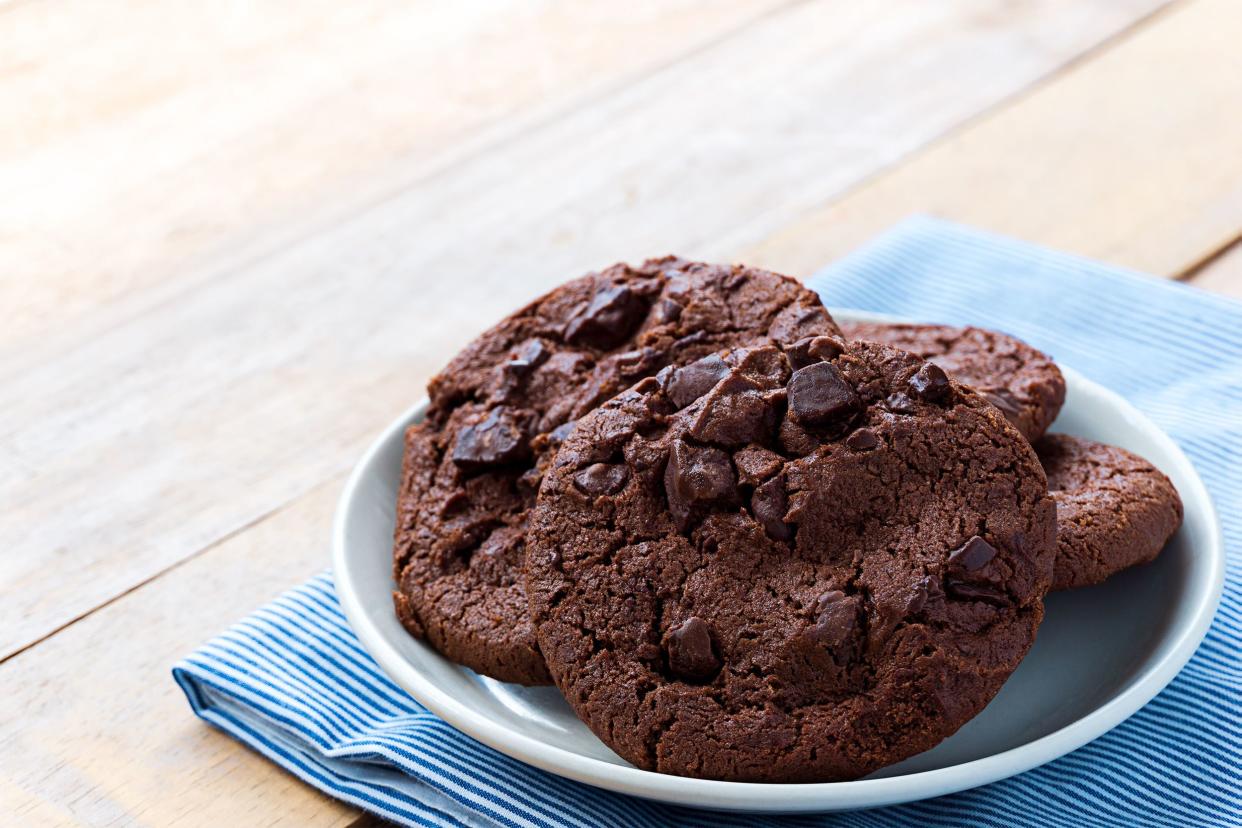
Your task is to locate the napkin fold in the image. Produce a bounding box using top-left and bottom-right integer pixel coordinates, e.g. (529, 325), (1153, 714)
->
(175, 217), (1242, 827)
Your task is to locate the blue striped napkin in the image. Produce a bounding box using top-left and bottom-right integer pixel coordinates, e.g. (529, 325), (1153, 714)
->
(174, 217), (1242, 827)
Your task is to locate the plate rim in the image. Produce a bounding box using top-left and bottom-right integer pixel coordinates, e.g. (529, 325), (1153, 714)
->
(332, 309), (1225, 813)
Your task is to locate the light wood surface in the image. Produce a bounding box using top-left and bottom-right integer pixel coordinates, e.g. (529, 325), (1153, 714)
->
(744, 0), (1242, 279)
(0, 0), (1168, 666)
(3, 1), (1239, 825)
(0, 479), (355, 826)
(1, 0), (792, 352)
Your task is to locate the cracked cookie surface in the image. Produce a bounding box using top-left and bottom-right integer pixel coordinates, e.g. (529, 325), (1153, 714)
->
(841, 321), (1065, 442)
(1036, 434), (1183, 591)
(392, 257), (839, 684)
(526, 339), (1056, 781)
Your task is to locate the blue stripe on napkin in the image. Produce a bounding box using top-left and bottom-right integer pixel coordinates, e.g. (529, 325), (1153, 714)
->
(175, 217), (1242, 827)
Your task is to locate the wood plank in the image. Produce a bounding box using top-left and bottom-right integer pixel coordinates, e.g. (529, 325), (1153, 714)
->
(1186, 237), (1242, 299)
(743, 0), (1242, 280)
(0, 0), (1167, 662)
(0, 0), (793, 354)
(0, 478), (358, 827)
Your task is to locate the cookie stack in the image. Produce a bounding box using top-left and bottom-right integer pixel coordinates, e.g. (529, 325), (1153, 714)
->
(391, 258), (1182, 782)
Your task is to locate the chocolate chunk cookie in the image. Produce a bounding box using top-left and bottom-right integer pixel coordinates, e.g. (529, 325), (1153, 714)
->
(841, 321), (1065, 442)
(393, 257), (839, 684)
(1036, 434), (1183, 591)
(527, 340), (1056, 781)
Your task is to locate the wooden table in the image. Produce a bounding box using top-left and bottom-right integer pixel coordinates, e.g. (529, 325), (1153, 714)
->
(3, 1), (1239, 824)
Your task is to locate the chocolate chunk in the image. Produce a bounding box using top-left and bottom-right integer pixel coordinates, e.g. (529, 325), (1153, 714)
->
(494, 339), (551, 401)
(451, 408), (531, 471)
(787, 335), (844, 369)
(438, 490), (469, 519)
(654, 298), (683, 323)
(811, 590), (858, 655)
(751, 474), (792, 541)
(664, 617), (721, 682)
(663, 272), (691, 300)
(564, 284), (648, 349)
(948, 536), (997, 572)
(844, 428), (880, 451)
(518, 466), (544, 494)
(666, 354), (730, 408)
(549, 420), (577, 445)
(724, 269), (750, 291)
(734, 445), (784, 486)
(815, 589), (847, 614)
(945, 580), (1009, 606)
(673, 329), (709, 349)
(908, 362), (950, 402)
(944, 537), (1002, 604)
(664, 439), (736, 530)
(905, 575), (940, 615)
(787, 362), (860, 427)
(885, 392), (918, 414)
(507, 339), (549, 374)
(573, 463), (629, 496)
(688, 374), (779, 446)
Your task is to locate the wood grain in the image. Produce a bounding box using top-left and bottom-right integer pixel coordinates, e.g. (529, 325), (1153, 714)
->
(0, 0), (1167, 663)
(0, 0), (794, 355)
(744, 0), (1242, 280)
(0, 477), (356, 828)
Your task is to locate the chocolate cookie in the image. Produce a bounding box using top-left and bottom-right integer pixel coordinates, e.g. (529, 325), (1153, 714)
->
(1036, 434), (1183, 591)
(527, 339), (1056, 781)
(393, 257), (839, 684)
(840, 321), (1065, 442)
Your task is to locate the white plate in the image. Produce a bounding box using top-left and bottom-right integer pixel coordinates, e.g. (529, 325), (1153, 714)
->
(332, 309), (1224, 814)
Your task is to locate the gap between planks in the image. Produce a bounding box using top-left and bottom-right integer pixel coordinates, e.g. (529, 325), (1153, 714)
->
(1178, 230), (1242, 288)
(0, 492), (309, 666)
